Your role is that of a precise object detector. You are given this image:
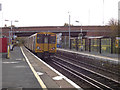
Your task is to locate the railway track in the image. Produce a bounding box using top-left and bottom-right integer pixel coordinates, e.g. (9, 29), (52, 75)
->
(45, 53), (120, 89)
(56, 52), (120, 81)
(57, 50), (120, 76)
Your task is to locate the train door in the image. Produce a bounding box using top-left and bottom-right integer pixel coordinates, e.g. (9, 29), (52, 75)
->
(43, 34), (49, 52)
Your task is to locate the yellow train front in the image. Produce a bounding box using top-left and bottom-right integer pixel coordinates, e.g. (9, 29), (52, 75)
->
(25, 32), (57, 59)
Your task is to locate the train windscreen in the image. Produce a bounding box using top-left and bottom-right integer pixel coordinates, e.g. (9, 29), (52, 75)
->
(37, 34), (56, 44)
(37, 34), (44, 43)
(49, 34), (56, 44)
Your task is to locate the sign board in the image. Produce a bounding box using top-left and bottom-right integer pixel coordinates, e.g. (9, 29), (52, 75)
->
(115, 37), (120, 48)
(78, 33), (83, 39)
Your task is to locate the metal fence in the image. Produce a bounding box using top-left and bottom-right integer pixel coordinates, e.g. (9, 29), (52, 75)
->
(60, 36), (119, 54)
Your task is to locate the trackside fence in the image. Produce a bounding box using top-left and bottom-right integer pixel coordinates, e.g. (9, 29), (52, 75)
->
(59, 36), (120, 54)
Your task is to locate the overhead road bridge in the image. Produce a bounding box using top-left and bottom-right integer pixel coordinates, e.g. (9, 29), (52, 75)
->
(1, 26), (111, 37)
(14, 30), (87, 37)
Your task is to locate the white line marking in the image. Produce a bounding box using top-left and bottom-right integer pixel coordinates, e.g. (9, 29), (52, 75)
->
(53, 76), (63, 80)
(37, 72), (44, 76)
(16, 58), (22, 61)
(2, 62), (18, 64)
(14, 66), (27, 68)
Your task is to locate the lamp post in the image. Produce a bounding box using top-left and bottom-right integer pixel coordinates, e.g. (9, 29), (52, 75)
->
(75, 20), (83, 51)
(5, 20), (18, 44)
(68, 12), (71, 49)
(75, 20), (82, 33)
(103, 0), (104, 25)
(0, 3), (2, 11)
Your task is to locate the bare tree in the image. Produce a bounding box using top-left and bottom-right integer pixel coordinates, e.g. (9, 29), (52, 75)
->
(64, 23), (73, 26)
(118, 20), (120, 37)
(108, 18), (118, 37)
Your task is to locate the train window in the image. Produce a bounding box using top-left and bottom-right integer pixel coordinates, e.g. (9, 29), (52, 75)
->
(44, 37), (48, 43)
(37, 34), (44, 43)
(49, 35), (56, 44)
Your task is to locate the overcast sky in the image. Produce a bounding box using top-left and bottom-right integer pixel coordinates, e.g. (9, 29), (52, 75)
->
(0, 0), (120, 27)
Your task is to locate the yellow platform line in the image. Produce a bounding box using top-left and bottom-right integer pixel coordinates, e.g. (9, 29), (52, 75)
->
(20, 47), (47, 89)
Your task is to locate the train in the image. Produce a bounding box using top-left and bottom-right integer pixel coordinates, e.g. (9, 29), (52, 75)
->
(24, 32), (57, 59)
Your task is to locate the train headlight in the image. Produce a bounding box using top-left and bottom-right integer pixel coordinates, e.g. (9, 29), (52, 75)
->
(37, 46), (40, 50)
(51, 47), (55, 50)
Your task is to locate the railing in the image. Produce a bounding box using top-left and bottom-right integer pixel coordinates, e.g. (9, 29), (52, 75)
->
(59, 36), (119, 54)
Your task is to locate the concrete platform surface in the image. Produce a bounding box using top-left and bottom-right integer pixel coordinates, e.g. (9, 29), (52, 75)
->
(2, 46), (41, 89)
